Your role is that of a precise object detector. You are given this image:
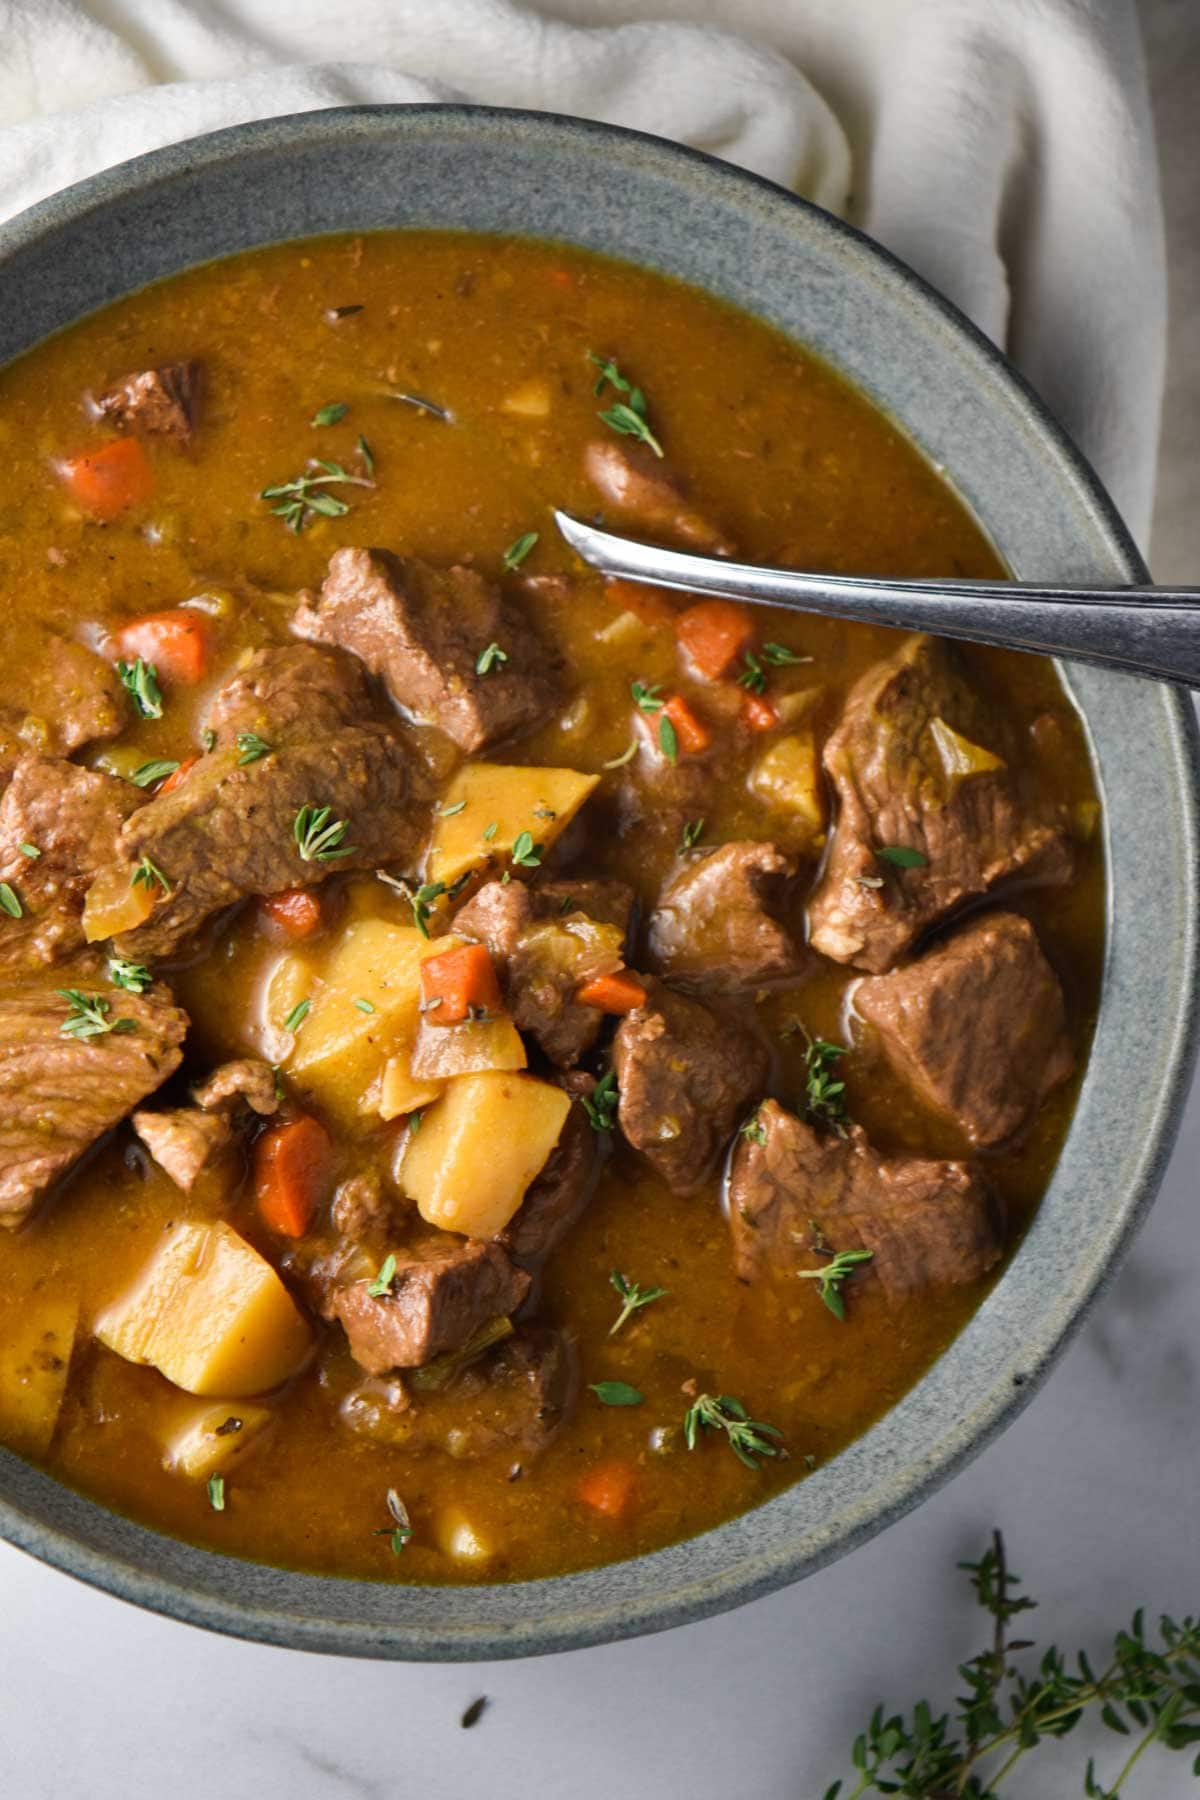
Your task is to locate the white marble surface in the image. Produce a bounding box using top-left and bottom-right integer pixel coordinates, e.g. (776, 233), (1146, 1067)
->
(3, 6), (1199, 1795)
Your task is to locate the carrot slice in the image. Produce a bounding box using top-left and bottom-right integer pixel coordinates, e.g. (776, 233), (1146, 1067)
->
(157, 754), (198, 797)
(575, 970), (647, 1014)
(676, 599), (754, 680)
(604, 577), (676, 629)
(260, 887), (324, 940)
(110, 608), (213, 684)
(420, 942), (504, 1025)
(577, 1461), (637, 1519)
(58, 438), (153, 520)
(253, 1115), (334, 1237)
(741, 691), (779, 733)
(662, 693), (712, 755)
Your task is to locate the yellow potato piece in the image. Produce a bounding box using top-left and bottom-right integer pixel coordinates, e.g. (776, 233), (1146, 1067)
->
(410, 1013), (527, 1081)
(749, 731), (825, 843)
(434, 1502), (496, 1563)
(163, 1400), (273, 1481)
(96, 1220), (311, 1398)
(399, 1069), (570, 1238)
(426, 763), (600, 888)
(0, 1292), (78, 1458)
(82, 865), (155, 942)
(374, 1059), (445, 1121)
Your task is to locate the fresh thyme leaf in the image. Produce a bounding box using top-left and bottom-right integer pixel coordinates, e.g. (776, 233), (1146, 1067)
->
(475, 641), (509, 676)
(235, 731), (273, 765)
(631, 680), (664, 713)
(740, 1109), (767, 1147)
(510, 831), (543, 869)
(582, 1069), (619, 1133)
(131, 758), (180, 789)
(372, 1487), (413, 1554)
(608, 1270), (668, 1336)
(482, 820), (498, 841)
(438, 799), (467, 817)
(131, 854), (171, 894)
(367, 1252), (397, 1298)
(207, 1474), (226, 1512)
(0, 882), (22, 919)
(875, 844), (929, 869)
(762, 641), (810, 667)
(409, 1109), (423, 1134)
(57, 989), (136, 1041)
(589, 1380), (645, 1407)
(201, 728), (217, 753)
(260, 458), (374, 532)
(602, 738), (638, 770)
(18, 842), (41, 859)
(385, 390), (452, 422)
(679, 817), (706, 853)
(293, 803), (356, 863)
(658, 714), (679, 765)
(107, 957), (153, 995)
(356, 434), (375, 476)
(798, 1246), (874, 1321)
(501, 530), (539, 572)
(117, 657), (164, 720)
(588, 352), (664, 457)
(409, 880), (447, 938)
(460, 1696), (489, 1730)
(354, 996), (376, 1014)
(738, 651), (767, 695)
(282, 999), (310, 1033)
(311, 401), (349, 427)
(683, 1392), (783, 1470)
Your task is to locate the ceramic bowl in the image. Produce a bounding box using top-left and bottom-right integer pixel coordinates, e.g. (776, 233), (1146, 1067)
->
(0, 106), (1196, 1660)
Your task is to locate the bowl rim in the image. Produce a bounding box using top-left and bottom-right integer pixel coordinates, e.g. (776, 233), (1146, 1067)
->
(0, 102), (1196, 1662)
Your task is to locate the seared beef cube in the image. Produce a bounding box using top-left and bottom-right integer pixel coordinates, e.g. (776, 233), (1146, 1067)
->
(499, 1076), (600, 1266)
(95, 360), (201, 444)
(332, 1236), (531, 1372)
(647, 840), (805, 991)
(331, 1170), (391, 1240)
(132, 1106), (230, 1191)
(454, 877), (635, 1066)
(855, 912), (1074, 1147)
(613, 978), (769, 1193)
(0, 634), (125, 759)
(583, 439), (733, 554)
(809, 636), (1074, 972)
(292, 547), (563, 752)
(0, 967), (187, 1228)
(190, 1057), (279, 1116)
(204, 643), (369, 746)
(0, 753), (140, 973)
(728, 1098), (1003, 1296)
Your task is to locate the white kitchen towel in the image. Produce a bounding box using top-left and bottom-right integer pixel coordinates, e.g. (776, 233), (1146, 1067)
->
(0, 0), (1164, 547)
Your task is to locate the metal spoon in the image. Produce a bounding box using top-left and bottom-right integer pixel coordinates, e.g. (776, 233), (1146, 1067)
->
(553, 510), (1200, 687)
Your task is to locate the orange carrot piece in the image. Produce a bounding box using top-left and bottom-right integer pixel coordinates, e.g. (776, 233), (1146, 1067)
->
(420, 942), (504, 1025)
(254, 1115), (334, 1237)
(575, 969), (647, 1014)
(577, 1461), (637, 1519)
(604, 577), (676, 629)
(260, 887), (324, 940)
(662, 693), (712, 755)
(676, 599), (754, 680)
(741, 691), (779, 733)
(58, 438), (153, 520)
(110, 608), (213, 684)
(157, 754), (198, 796)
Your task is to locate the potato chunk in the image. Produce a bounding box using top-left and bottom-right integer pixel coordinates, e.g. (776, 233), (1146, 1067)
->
(426, 763), (599, 888)
(0, 1293), (78, 1457)
(749, 731), (825, 845)
(96, 1221), (310, 1397)
(375, 1059), (445, 1121)
(399, 1070), (570, 1237)
(82, 864), (155, 942)
(163, 1400), (273, 1481)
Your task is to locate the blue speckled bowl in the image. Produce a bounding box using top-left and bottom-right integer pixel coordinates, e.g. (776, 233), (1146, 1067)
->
(0, 107), (1196, 1660)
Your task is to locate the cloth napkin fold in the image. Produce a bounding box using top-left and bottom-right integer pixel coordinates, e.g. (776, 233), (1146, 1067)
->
(0, 0), (1164, 546)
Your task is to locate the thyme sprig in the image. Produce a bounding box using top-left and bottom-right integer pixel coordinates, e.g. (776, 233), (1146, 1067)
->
(608, 1270), (668, 1336)
(683, 1392), (783, 1470)
(293, 804), (355, 864)
(798, 1246), (874, 1321)
(589, 352), (664, 458)
(260, 456), (374, 532)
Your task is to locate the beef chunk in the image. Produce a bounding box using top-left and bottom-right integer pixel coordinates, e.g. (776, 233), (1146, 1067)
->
(204, 642), (369, 746)
(613, 978), (769, 1193)
(190, 1057), (279, 1116)
(132, 1105), (230, 1191)
(0, 967), (187, 1228)
(647, 841), (805, 991)
(0, 754), (140, 973)
(454, 877), (635, 1066)
(855, 912), (1074, 1147)
(95, 360), (201, 444)
(292, 547), (563, 752)
(0, 634), (125, 758)
(583, 439), (733, 554)
(728, 1098), (1003, 1296)
(499, 1077), (600, 1266)
(809, 636), (1074, 972)
(330, 1170), (391, 1240)
(110, 649), (422, 960)
(332, 1236), (531, 1372)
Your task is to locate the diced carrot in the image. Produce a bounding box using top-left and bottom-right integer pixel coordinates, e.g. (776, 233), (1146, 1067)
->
(254, 1115), (334, 1238)
(676, 599), (754, 680)
(260, 887), (324, 940)
(741, 691), (779, 733)
(157, 754), (198, 797)
(548, 267), (573, 289)
(662, 693), (712, 755)
(577, 1461), (637, 1519)
(604, 577), (676, 630)
(58, 438), (153, 520)
(420, 942), (504, 1025)
(110, 608), (213, 684)
(575, 969), (647, 1013)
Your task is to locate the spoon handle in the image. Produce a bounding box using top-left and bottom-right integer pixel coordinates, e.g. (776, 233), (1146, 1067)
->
(554, 511), (1200, 687)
